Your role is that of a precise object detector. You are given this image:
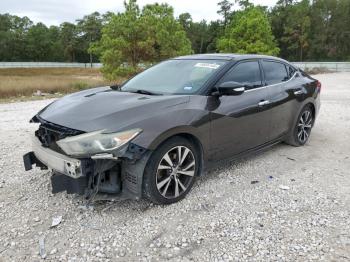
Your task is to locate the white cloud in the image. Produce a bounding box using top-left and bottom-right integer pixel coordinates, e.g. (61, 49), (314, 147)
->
(0, 0), (278, 26)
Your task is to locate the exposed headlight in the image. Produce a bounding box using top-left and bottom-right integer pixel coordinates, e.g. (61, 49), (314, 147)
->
(57, 129), (142, 156)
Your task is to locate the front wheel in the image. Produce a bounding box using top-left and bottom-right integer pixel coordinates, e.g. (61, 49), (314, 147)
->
(285, 105), (314, 146)
(143, 136), (199, 205)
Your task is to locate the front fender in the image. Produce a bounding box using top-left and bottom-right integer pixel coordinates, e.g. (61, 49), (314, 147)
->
(130, 107), (210, 157)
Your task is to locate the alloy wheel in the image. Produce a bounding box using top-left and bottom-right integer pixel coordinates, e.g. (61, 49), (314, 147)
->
(297, 110), (313, 143)
(156, 146), (196, 199)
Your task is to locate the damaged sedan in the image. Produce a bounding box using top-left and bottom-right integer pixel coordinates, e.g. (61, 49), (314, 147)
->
(23, 54), (321, 204)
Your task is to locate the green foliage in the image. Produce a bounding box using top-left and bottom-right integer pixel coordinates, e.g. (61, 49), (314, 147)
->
(72, 81), (89, 90)
(309, 0), (350, 61)
(270, 0), (350, 61)
(0, 12), (105, 63)
(77, 12), (103, 64)
(142, 3), (192, 60)
(91, 0), (192, 80)
(217, 0), (233, 27)
(178, 13), (225, 54)
(1, 0), (350, 69)
(217, 6), (280, 55)
(270, 0), (311, 61)
(26, 23), (63, 61)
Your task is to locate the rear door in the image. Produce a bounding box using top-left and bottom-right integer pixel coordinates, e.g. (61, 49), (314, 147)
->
(209, 60), (272, 160)
(261, 60), (298, 140)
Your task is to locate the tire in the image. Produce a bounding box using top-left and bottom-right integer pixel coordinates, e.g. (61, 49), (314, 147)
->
(285, 105), (314, 146)
(143, 136), (200, 205)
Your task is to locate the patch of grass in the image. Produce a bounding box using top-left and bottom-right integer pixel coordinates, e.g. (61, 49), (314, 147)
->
(72, 81), (90, 90)
(0, 68), (125, 99)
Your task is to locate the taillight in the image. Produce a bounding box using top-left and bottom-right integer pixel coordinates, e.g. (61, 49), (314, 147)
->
(316, 80), (321, 92)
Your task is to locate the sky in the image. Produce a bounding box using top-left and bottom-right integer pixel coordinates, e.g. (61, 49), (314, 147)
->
(0, 0), (278, 26)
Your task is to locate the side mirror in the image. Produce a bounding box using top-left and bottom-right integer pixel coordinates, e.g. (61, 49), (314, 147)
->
(110, 84), (120, 90)
(214, 81), (245, 96)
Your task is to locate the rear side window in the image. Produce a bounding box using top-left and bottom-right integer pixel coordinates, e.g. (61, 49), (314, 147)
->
(219, 61), (262, 89)
(262, 61), (288, 85)
(287, 65), (296, 78)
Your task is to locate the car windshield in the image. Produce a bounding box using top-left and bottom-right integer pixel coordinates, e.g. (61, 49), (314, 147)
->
(121, 59), (227, 95)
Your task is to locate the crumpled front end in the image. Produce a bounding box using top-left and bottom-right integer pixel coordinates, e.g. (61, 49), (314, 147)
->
(23, 116), (150, 201)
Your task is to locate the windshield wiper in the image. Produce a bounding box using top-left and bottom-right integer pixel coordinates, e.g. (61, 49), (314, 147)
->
(128, 89), (163, 96)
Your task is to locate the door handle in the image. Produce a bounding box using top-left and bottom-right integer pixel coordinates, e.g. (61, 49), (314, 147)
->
(258, 100), (270, 106)
(294, 89), (303, 95)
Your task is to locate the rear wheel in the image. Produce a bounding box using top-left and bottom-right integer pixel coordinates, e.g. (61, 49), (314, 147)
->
(285, 105), (314, 146)
(143, 137), (199, 204)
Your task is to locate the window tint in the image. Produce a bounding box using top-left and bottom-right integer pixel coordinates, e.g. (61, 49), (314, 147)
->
(220, 61), (262, 89)
(262, 61), (288, 85)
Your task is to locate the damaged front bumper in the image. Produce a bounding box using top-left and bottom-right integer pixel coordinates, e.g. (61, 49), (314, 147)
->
(24, 136), (84, 178)
(23, 136), (150, 200)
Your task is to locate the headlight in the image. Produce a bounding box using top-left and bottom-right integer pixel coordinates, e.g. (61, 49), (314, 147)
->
(57, 128), (142, 156)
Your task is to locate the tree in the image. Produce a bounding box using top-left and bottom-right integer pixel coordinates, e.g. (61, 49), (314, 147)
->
(91, 0), (192, 80)
(308, 0), (350, 61)
(60, 22), (79, 62)
(90, 0), (151, 78)
(26, 23), (52, 61)
(206, 21), (222, 52)
(141, 3), (192, 61)
(270, 0), (350, 61)
(217, 0), (233, 27)
(0, 14), (33, 61)
(0, 14), (13, 61)
(47, 26), (65, 61)
(77, 12), (103, 66)
(217, 6), (279, 55)
(270, 0), (310, 61)
(178, 12), (192, 32)
(178, 13), (210, 53)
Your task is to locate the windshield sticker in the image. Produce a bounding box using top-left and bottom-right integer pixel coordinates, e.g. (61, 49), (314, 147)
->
(195, 63), (221, 69)
(183, 86), (193, 90)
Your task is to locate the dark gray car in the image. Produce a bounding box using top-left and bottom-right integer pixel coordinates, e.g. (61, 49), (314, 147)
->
(23, 54), (321, 204)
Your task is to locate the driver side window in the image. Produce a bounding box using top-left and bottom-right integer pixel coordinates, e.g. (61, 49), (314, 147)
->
(219, 61), (262, 90)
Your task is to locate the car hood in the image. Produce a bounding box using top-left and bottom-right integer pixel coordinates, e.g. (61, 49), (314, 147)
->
(38, 86), (190, 132)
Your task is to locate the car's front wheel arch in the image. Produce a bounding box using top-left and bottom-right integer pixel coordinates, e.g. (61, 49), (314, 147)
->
(142, 135), (203, 204)
(148, 131), (205, 175)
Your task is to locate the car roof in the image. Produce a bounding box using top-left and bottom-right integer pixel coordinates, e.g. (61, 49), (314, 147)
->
(174, 53), (290, 64)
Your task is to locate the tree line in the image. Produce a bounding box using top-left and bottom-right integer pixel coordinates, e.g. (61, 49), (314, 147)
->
(0, 11), (105, 63)
(0, 0), (349, 78)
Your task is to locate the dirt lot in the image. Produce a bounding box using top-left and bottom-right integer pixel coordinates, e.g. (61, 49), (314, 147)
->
(0, 73), (349, 261)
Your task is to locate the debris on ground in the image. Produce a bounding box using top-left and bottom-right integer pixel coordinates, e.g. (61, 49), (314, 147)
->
(39, 237), (46, 259)
(279, 185), (290, 190)
(50, 248), (58, 255)
(51, 215), (63, 228)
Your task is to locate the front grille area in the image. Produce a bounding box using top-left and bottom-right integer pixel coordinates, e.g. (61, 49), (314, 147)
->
(35, 118), (84, 153)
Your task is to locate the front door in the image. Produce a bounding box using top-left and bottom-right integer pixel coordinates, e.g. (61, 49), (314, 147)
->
(209, 60), (272, 161)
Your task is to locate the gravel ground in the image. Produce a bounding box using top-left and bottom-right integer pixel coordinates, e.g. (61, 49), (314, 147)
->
(0, 73), (349, 262)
